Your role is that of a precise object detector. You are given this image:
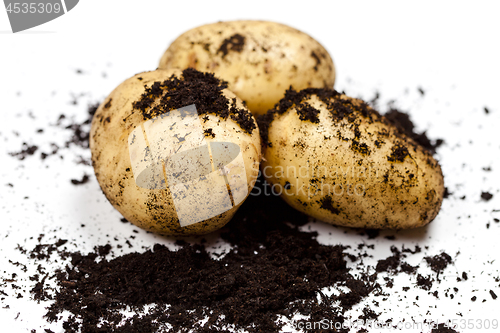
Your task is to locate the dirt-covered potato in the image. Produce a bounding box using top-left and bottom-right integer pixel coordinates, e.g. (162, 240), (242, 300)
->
(159, 20), (335, 116)
(90, 68), (261, 236)
(258, 88), (444, 229)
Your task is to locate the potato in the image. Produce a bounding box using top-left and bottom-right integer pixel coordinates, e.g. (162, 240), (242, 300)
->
(90, 68), (261, 236)
(159, 20), (335, 116)
(258, 88), (445, 229)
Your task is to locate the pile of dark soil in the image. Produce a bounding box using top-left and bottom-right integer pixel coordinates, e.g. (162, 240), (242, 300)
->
(33, 186), (378, 333)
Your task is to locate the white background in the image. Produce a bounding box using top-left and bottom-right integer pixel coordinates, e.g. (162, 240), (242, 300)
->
(1, 1), (500, 332)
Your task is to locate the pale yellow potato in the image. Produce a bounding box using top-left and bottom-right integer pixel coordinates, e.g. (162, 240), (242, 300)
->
(159, 20), (335, 116)
(260, 89), (444, 229)
(90, 68), (261, 236)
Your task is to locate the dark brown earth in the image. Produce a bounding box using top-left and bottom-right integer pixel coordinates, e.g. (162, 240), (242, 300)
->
(132, 68), (256, 134)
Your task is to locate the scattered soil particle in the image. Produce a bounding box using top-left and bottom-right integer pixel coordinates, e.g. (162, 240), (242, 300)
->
(296, 102), (320, 123)
(10, 101), (98, 168)
(402, 245), (422, 254)
(490, 290), (497, 300)
(375, 246), (419, 275)
(311, 51), (321, 71)
(400, 262), (418, 274)
(217, 33), (246, 58)
(431, 323), (460, 332)
(40, 143), (60, 160)
(70, 174), (90, 185)
(319, 195), (340, 214)
(351, 140), (371, 155)
(416, 274), (433, 290)
(203, 128), (215, 138)
(387, 144), (409, 162)
(425, 252), (452, 275)
(65, 103), (98, 149)
(31, 274), (50, 301)
(481, 192), (493, 201)
(28, 240), (69, 261)
(103, 98), (112, 109)
(9, 143), (38, 160)
(376, 246), (401, 272)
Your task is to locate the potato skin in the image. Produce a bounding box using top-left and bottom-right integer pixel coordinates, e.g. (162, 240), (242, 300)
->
(159, 20), (335, 116)
(90, 69), (261, 236)
(259, 89), (444, 229)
